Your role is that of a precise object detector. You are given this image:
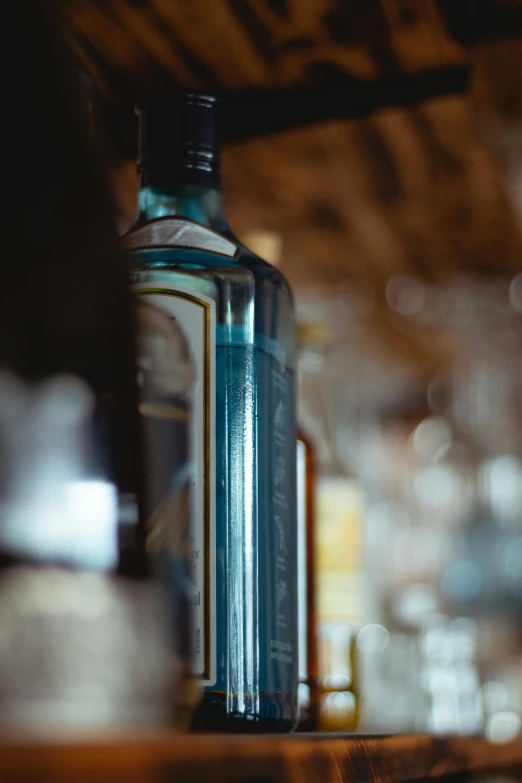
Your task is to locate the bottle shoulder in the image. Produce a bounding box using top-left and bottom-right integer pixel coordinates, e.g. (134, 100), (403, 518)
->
(124, 220), (293, 307)
(124, 215), (239, 266)
(124, 217), (295, 363)
(236, 244), (293, 301)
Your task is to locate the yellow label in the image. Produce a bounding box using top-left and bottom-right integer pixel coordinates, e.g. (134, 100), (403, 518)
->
(316, 476), (365, 624)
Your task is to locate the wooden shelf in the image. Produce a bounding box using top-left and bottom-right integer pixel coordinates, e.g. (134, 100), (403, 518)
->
(1, 732), (522, 783)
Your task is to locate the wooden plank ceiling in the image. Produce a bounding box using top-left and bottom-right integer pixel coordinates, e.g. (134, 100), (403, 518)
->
(67, 0), (522, 383)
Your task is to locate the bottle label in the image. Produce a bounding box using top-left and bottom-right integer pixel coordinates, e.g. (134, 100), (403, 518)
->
(258, 348), (298, 698)
(133, 283), (216, 686)
(316, 476), (365, 623)
(123, 217), (239, 259)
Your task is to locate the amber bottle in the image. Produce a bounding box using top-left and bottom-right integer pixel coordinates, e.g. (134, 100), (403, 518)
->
(296, 427), (319, 730)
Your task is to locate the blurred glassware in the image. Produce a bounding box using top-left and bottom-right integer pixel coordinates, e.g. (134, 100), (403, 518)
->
(295, 274), (522, 736)
(412, 279), (522, 616)
(420, 615), (483, 735)
(0, 374), (173, 736)
(390, 276), (522, 739)
(358, 615), (483, 735)
(296, 323), (367, 731)
(358, 623), (426, 733)
(386, 274), (426, 317)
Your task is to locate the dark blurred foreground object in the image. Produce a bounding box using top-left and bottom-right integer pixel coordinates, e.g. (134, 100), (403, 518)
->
(438, 0), (522, 44)
(0, 1), (178, 734)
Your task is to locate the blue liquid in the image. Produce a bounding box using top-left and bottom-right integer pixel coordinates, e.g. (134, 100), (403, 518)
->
(213, 345), (297, 725)
(129, 236), (297, 731)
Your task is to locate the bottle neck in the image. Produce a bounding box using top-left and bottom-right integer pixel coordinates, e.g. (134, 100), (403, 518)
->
(136, 184), (230, 234)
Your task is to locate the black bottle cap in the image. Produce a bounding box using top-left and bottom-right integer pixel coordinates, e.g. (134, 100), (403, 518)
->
(137, 88), (221, 190)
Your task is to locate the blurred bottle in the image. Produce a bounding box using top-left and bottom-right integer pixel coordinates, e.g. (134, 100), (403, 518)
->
(316, 469), (365, 731)
(296, 426), (318, 730)
(0, 1), (177, 734)
(296, 323), (366, 731)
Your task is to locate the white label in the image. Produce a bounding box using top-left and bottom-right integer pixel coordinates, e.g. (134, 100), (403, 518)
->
(134, 283), (216, 686)
(123, 217), (239, 259)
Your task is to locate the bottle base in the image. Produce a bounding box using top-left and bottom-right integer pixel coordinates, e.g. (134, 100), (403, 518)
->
(191, 691), (297, 734)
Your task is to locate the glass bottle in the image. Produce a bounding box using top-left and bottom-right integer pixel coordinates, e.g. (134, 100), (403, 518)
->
(297, 323), (365, 731)
(316, 463), (365, 731)
(0, 1), (175, 734)
(124, 89), (297, 731)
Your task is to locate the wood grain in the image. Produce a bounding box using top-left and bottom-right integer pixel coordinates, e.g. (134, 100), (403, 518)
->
(1, 733), (522, 783)
(68, 0), (468, 94)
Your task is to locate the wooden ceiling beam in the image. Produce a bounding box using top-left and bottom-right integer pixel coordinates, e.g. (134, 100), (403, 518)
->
(221, 64), (470, 142)
(438, 0), (522, 45)
(103, 63), (470, 159)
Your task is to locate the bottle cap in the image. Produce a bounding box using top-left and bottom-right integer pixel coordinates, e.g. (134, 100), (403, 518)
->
(137, 88), (221, 190)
